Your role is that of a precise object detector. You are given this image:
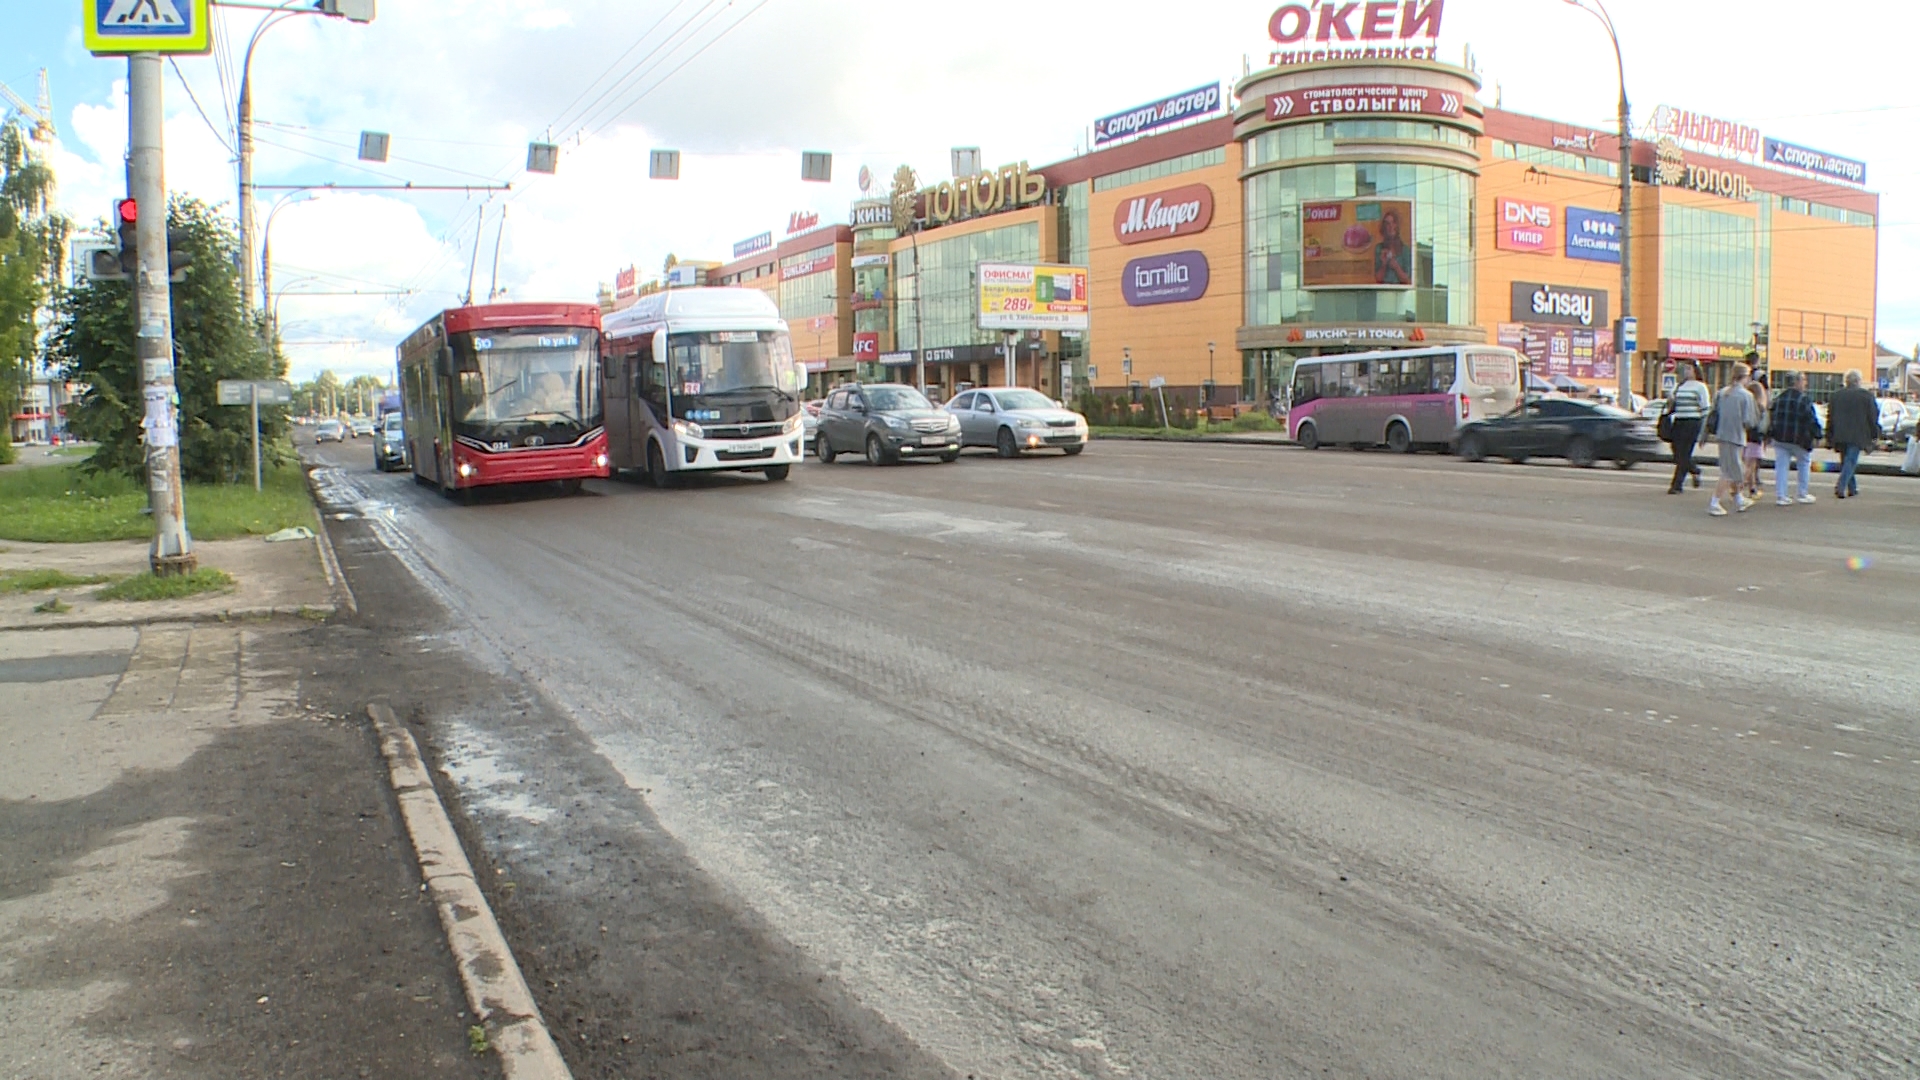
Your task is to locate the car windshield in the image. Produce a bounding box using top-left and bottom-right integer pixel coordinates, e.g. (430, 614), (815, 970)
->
(866, 387), (931, 411)
(452, 328), (600, 428)
(382, 415), (403, 433)
(992, 389), (1054, 410)
(669, 331), (800, 396)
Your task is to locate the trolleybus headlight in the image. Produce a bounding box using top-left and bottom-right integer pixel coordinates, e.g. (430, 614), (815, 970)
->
(671, 419), (704, 440)
(594, 453), (610, 469)
(456, 461), (476, 478)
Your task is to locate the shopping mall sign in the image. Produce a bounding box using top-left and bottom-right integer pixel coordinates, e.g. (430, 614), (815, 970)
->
(1267, 83), (1462, 121)
(1494, 198), (1556, 254)
(919, 162), (1047, 227)
(1763, 138), (1867, 187)
(1564, 207), (1621, 264)
(1510, 281), (1607, 330)
(1651, 105), (1760, 161)
(1268, 1), (1445, 64)
(1113, 184), (1215, 244)
(1093, 84), (1223, 147)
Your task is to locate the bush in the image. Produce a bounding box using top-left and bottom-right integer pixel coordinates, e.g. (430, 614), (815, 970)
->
(1230, 411), (1282, 432)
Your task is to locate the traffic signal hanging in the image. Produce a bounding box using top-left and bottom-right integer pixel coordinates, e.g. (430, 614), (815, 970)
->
(801, 151), (832, 183)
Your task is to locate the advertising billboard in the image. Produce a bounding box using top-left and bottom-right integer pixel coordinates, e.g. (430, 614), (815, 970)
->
(1494, 198), (1556, 254)
(1497, 323), (1617, 382)
(976, 264), (1090, 331)
(1300, 199), (1414, 289)
(1564, 207), (1622, 264)
(1122, 252), (1210, 307)
(733, 231), (774, 259)
(1093, 84), (1223, 146)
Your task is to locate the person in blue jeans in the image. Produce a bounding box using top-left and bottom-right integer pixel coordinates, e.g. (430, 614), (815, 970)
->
(1826, 370), (1879, 500)
(1769, 372), (1822, 504)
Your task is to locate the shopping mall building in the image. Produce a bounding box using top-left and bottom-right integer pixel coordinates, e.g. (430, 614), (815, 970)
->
(628, 48), (1879, 405)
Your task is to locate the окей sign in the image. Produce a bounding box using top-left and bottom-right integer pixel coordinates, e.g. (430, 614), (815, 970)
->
(1113, 184), (1215, 244)
(1267, 83), (1463, 121)
(1268, 1), (1444, 63)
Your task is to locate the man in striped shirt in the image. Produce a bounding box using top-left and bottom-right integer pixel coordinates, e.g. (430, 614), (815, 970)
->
(1665, 363), (1711, 494)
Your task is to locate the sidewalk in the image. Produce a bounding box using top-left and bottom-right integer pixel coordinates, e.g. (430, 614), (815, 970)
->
(0, 535), (336, 630)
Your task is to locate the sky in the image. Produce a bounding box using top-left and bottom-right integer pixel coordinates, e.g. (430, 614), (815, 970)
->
(7, 0), (1916, 382)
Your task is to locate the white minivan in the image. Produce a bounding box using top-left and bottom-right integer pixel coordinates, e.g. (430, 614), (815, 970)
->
(600, 288), (809, 486)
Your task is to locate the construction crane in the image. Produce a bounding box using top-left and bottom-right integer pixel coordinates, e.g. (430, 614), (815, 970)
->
(0, 69), (54, 144)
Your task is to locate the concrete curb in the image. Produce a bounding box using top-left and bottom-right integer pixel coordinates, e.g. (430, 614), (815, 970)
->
(0, 604), (335, 632)
(1092, 432), (1920, 476)
(367, 703), (572, 1080)
(304, 468), (359, 617)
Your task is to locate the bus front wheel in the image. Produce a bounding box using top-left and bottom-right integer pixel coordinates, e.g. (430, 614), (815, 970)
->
(648, 441), (675, 490)
(764, 464), (791, 482)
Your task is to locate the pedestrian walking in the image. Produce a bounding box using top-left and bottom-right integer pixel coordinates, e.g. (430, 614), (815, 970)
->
(1768, 372), (1822, 505)
(1664, 363), (1710, 494)
(1742, 372), (1770, 499)
(1708, 362), (1759, 516)
(1827, 370), (1879, 500)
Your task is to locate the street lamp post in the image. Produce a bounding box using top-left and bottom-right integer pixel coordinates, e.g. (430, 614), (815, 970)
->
(1562, 0), (1633, 408)
(1206, 340), (1216, 407)
(260, 190), (318, 341)
(232, 0), (375, 320)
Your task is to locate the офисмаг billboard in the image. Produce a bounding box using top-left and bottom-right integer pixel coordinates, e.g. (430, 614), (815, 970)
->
(1300, 199), (1414, 288)
(976, 264), (1090, 331)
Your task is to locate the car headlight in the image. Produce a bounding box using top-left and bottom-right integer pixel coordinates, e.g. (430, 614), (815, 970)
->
(946, 416), (961, 431)
(672, 418), (704, 440)
(883, 414), (910, 430)
(1017, 418), (1047, 430)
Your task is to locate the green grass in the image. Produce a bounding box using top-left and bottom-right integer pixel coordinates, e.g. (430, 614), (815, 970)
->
(32, 597), (71, 614)
(0, 569), (115, 594)
(0, 463), (317, 544)
(95, 568), (235, 602)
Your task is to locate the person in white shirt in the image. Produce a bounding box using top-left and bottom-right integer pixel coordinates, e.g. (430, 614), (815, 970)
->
(1708, 363), (1759, 516)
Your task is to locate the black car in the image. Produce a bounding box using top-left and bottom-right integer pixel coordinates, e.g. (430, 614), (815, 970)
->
(813, 383), (961, 465)
(1455, 398), (1663, 468)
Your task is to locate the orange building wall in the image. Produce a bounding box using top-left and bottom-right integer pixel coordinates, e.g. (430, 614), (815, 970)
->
(1474, 158), (1624, 337)
(1768, 209), (1877, 380)
(1085, 157), (1244, 393)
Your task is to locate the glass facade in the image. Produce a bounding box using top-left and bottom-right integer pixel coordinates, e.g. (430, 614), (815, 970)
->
(1058, 182), (1090, 373)
(1659, 203), (1759, 343)
(1244, 161), (1474, 327)
(891, 222), (1041, 352)
(1249, 121), (1476, 166)
(1092, 147), (1226, 193)
(778, 245), (837, 320)
(1487, 138), (1619, 178)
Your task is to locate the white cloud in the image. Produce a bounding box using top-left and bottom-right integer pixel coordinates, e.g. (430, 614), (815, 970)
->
(44, 0), (1920, 379)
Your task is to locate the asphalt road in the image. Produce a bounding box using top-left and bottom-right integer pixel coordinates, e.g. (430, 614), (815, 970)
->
(305, 431), (1920, 1079)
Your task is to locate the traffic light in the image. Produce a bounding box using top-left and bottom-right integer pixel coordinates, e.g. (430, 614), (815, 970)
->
(108, 198), (192, 282)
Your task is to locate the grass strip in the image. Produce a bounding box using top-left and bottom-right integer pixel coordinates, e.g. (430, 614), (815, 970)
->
(95, 568), (235, 603)
(0, 462), (317, 544)
(0, 569), (115, 594)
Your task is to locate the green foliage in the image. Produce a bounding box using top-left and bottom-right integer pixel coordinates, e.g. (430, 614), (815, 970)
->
(1229, 411), (1282, 432)
(96, 567), (234, 602)
(1, 122), (70, 466)
(0, 568), (113, 593)
(0, 460), (316, 543)
(51, 197), (288, 482)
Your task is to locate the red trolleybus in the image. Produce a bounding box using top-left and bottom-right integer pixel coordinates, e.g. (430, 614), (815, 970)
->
(397, 302), (609, 497)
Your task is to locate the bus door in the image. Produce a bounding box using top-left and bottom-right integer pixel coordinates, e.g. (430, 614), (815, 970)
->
(630, 331), (668, 465)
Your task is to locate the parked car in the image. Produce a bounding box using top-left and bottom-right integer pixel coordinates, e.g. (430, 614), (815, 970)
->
(1456, 398), (1663, 468)
(944, 387), (1089, 457)
(314, 418), (347, 443)
(374, 413), (408, 472)
(349, 415), (376, 438)
(1638, 398), (1668, 422)
(1876, 397), (1907, 446)
(801, 399), (824, 441)
(814, 383), (960, 465)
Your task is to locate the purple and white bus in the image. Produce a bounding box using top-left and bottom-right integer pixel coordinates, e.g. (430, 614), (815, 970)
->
(1288, 345), (1522, 453)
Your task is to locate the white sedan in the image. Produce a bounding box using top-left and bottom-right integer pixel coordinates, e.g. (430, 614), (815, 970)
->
(944, 387), (1089, 457)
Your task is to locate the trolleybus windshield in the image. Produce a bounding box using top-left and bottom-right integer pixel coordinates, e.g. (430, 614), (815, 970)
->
(451, 328), (601, 439)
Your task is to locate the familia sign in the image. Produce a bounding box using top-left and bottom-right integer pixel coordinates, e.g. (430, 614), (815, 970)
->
(1094, 84), (1223, 146)
(1267, 1), (1445, 64)
(1122, 251), (1211, 307)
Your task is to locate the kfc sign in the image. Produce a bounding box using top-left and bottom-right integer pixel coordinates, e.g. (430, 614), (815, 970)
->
(1268, 1), (1445, 63)
(1495, 198), (1556, 254)
(853, 332), (880, 360)
(1113, 183), (1215, 244)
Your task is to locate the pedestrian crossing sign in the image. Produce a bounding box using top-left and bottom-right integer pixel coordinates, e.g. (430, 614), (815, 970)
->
(85, 0), (212, 55)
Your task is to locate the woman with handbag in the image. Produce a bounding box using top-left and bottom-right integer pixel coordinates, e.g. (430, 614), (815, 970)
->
(1663, 363), (1710, 495)
(1742, 373), (1771, 499)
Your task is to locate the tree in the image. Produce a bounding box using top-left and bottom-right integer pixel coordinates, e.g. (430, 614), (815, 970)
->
(0, 122), (68, 464)
(294, 369), (343, 416)
(343, 373), (384, 415)
(51, 197), (288, 482)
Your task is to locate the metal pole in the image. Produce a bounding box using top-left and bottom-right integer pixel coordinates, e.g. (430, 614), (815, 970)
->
(238, 65), (256, 318)
(250, 384), (262, 492)
(911, 230), (926, 396)
(129, 55), (195, 575)
(1616, 70), (1633, 407)
(1004, 330), (1015, 386)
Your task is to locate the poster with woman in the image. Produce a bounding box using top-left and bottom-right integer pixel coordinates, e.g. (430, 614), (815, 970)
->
(1300, 199), (1415, 289)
